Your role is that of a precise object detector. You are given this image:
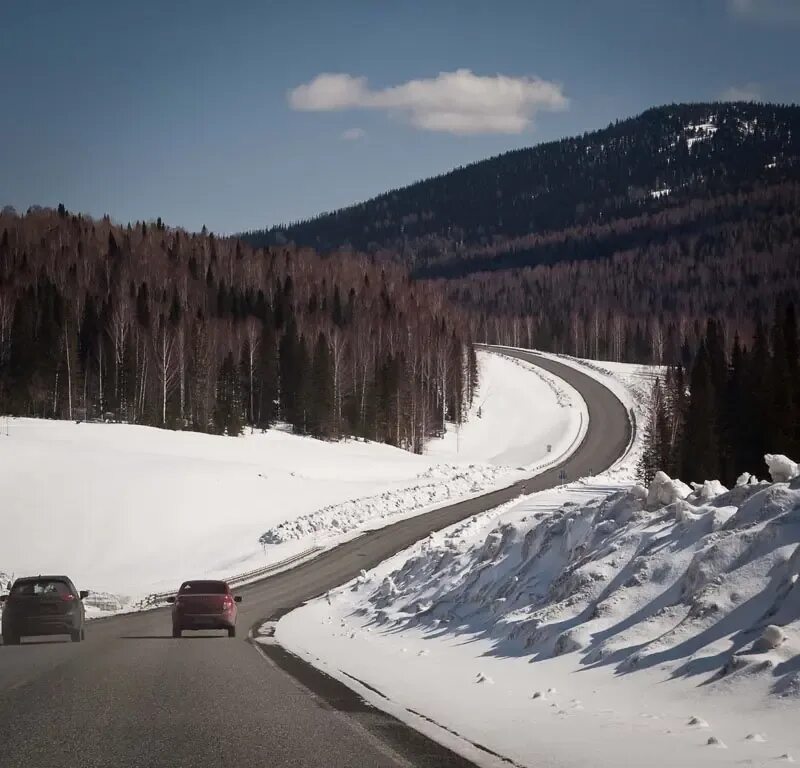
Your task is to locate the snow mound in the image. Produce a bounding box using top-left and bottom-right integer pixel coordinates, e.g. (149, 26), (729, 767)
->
(346, 455), (800, 696)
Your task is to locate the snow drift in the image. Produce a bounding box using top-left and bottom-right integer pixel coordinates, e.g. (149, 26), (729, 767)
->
(359, 458), (800, 694)
(278, 453), (800, 767)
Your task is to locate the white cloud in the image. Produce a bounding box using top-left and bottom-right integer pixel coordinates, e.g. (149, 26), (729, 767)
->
(290, 74), (369, 111)
(721, 83), (762, 101)
(288, 69), (568, 135)
(341, 127), (366, 141)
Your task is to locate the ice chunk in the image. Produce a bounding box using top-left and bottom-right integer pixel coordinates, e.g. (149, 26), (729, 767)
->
(646, 471), (691, 509)
(688, 479), (728, 503)
(765, 454), (799, 483)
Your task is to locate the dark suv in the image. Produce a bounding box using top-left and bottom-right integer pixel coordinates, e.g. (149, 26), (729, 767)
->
(1, 576), (88, 645)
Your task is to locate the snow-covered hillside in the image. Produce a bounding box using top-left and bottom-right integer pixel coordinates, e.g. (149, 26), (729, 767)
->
(276, 454), (800, 767)
(0, 350), (581, 603)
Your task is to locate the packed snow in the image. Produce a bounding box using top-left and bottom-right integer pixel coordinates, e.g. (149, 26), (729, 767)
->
(276, 455), (800, 768)
(0, 350), (582, 605)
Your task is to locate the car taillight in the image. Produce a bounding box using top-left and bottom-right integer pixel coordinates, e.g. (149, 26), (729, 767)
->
(223, 596), (234, 608)
(61, 594), (76, 602)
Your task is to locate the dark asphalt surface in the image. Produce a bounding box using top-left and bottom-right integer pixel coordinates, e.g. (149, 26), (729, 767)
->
(0, 348), (630, 768)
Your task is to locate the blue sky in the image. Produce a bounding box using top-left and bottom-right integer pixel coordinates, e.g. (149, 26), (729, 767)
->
(1, 1), (798, 234)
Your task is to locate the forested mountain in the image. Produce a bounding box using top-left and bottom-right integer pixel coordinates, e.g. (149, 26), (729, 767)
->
(244, 102), (800, 363)
(0, 208), (475, 451)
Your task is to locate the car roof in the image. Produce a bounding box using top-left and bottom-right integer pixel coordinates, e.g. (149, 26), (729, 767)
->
(14, 575), (74, 583)
(180, 579), (228, 585)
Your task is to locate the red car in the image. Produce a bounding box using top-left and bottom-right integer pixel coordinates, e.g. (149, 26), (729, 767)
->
(167, 580), (241, 638)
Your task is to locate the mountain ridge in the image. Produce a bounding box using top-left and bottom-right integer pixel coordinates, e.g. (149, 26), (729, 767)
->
(243, 101), (800, 277)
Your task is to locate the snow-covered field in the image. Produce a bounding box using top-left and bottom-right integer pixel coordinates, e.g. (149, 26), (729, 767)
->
(0, 350), (581, 604)
(274, 356), (800, 768)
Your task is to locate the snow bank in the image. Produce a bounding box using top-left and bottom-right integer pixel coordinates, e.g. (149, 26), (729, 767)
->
(259, 464), (509, 545)
(278, 454), (800, 768)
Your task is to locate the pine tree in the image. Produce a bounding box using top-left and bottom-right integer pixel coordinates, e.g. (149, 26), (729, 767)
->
(723, 335), (747, 483)
(768, 303), (794, 455)
(663, 365), (687, 476)
(637, 378), (667, 486)
(308, 332), (333, 438)
(214, 353), (243, 436)
(136, 283), (150, 328)
(467, 345), (479, 406)
(332, 286), (344, 327)
(278, 317), (299, 424)
(785, 303), (800, 456)
(292, 337), (310, 434)
(255, 322), (278, 428)
(681, 345), (719, 483)
(743, 320), (770, 474)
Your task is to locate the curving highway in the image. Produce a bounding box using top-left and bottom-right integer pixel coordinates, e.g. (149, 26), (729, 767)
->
(0, 348), (630, 768)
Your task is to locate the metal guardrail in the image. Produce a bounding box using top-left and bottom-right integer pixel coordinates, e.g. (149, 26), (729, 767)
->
(137, 545), (323, 608)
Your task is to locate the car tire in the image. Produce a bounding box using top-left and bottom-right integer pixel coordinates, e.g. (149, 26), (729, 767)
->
(2, 632), (20, 646)
(172, 626), (182, 639)
(70, 630), (82, 643)
(228, 626), (236, 638)
(80, 628), (86, 641)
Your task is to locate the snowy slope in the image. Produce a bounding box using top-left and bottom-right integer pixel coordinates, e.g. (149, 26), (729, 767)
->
(276, 458), (800, 768)
(0, 350), (582, 603)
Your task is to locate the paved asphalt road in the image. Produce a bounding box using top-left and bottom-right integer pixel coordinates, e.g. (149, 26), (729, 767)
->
(0, 348), (630, 768)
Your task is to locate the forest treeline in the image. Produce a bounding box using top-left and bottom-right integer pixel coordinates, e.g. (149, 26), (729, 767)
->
(451, 182), (800, 363)
(0, 208), (476, 451)
(637, 303), (799, 487)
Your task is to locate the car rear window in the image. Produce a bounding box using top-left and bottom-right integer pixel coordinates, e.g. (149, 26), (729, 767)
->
(178, 581), (227, 594)
(11, 580), (71, 597)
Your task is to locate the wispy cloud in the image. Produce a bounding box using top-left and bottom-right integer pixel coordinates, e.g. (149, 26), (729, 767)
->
(289, 69), (568, 136)
(341, 127), (366, 141)
(728, 0), (800, 23)
(720, 83), (762, 101)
